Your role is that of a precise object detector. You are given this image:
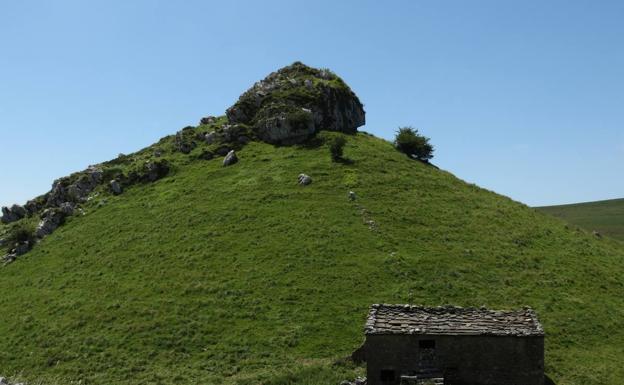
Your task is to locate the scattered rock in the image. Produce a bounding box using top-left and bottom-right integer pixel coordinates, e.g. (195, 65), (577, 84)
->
(0, 376), (25, 385)
(205, 131), (217, 144)
(226, 62), (365, 145)
(1, 204), (27, 224)
(59, 202), (75, 215)
(2, 253), (17, 264)
(237, 135), (250, 145)
(298, 174), (312, 185)
(143, 160), (170, 182)
(349, 191), (357, 201)
(593, 230), (602, 238)
(220, 125), (236, 142)
(175, 131), (195, 154)
(223, 150), (238, 167)
(110, 179), (123, 195)
(340, 377), (366, 385)
(12, 241), (31, 256)
(154, 149), (163, 157)
(200, 116), (217, 125)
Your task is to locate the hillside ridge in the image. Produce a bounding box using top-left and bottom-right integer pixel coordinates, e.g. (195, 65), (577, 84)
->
(0, 62), (364, 263)
(537, 198), (624, 241)
(0, 64), (623, 385)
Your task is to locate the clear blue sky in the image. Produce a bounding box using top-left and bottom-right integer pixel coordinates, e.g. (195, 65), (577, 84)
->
(1, 0), (623, 207)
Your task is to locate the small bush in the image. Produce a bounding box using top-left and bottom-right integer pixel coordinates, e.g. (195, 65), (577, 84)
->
(287, 109), (313, 131)
(394, 126), (434, 161)
(4, 221), (36, 251)
(329, 136), (347, 161)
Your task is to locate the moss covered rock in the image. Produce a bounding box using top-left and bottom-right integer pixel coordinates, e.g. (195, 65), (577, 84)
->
(226, 62), (365, 145)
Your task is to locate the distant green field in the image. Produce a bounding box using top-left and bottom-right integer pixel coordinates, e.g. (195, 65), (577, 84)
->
(536, 199), (624, 242)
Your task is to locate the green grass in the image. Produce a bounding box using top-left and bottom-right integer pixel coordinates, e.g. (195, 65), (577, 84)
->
(536, 198), (624, 241)
(1, 133), (624, 385)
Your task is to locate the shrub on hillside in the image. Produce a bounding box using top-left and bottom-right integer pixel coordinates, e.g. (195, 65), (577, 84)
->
(4, 221), (36, 251)
(394, 127), (434, 161)
(329, 136), (347, 161)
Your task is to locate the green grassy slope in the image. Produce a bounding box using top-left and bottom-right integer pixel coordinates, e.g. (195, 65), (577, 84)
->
(537, 199), (624, 242)
(1, 133), (624, 385)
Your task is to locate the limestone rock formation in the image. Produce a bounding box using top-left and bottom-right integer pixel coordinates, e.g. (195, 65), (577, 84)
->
(1, 204), (27, 224)
(35, 208), (69, 238)
(46, 166), (103, 206)
(143, 160), (170, 182)
(204, 131), (217, 144)
(226, 62), (365, 145)
(199, 116), (217, 125)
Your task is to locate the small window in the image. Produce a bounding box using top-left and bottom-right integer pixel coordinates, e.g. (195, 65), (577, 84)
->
(380, 369), (395, 382)
(419, 339), (436, 349)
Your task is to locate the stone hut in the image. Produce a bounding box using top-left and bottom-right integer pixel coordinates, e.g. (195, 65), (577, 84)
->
(363, 304), (544, 385)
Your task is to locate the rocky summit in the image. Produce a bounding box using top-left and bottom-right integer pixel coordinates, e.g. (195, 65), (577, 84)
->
(226, 62), (365, 144)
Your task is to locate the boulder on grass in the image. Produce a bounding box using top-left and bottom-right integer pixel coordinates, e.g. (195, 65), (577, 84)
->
(223, 150), (238, 167)
(110, 179), (123, 195)
(298, 174), (312, 185)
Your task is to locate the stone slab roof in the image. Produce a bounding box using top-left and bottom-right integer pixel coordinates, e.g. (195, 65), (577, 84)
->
(365, 304), (544, 337)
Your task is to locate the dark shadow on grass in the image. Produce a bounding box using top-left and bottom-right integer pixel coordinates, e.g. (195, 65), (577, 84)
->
(405, 153), (439, 169)
(295, 135), (325, 149)
(545, 374), (557, 385)
(333, 157), (355, 165)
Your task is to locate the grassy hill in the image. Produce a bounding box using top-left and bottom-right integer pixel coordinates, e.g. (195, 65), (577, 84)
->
(536, 199), (624, 242)
(1, 132), (624, 385)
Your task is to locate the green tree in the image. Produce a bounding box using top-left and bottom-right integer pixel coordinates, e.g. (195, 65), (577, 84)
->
(329, 136), (347, 161)
(394, 127), (434, 161)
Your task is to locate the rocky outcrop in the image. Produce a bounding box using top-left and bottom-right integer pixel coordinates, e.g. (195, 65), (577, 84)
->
(205, 131), (217, 144)
(226, 62), (365, 145)
(35, 208), (69, 238)
(1, 204), (27, 224)
(46, 166), (103, 207)
(143, 160), (170, 182)
(199, 116), (217, 125)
